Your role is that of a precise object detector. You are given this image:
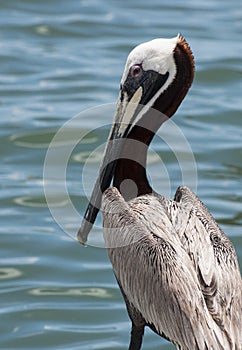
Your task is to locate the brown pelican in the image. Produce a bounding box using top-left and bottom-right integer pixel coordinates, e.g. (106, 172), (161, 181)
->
(78, 35), (242, 349)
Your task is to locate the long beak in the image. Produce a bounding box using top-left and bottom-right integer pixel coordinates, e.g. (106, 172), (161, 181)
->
(77, 86), (144, 244)
(77, 67), (170, 243)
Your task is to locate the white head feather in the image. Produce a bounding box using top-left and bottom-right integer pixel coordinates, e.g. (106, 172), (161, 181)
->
(121, 35), (179, 93)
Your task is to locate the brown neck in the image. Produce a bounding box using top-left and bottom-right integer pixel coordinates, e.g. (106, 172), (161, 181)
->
(114, 36), (194, 202)
(113, 111), (167, 201)
(113, 126), (153, 201)
(153, 37), (194, 118)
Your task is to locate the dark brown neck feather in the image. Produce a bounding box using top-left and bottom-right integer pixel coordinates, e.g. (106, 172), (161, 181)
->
(113, 125), (153, 201)
(114, 37), (194, 201)
(153, 36), (194, 118)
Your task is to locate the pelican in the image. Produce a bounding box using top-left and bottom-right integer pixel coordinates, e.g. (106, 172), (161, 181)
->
(78, 35), (242, 349)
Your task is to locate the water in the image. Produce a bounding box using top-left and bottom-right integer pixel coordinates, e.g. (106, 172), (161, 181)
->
(0, 0), (241, 349)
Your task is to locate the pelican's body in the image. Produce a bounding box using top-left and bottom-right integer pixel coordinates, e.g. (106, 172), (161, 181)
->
(102, 187), (241, 349)
(78, 35), (242, 349)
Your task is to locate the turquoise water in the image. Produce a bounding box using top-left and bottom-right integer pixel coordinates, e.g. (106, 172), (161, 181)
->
(0, 0), (241, 349)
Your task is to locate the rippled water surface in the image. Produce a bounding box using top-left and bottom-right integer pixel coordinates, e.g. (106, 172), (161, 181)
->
(0, 0), (241, 349)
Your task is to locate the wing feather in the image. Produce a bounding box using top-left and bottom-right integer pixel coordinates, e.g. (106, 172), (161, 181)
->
(174, 186), (242, 348)
(101, 187), (241, 349)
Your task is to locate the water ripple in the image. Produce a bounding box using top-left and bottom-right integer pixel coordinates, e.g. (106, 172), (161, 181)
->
(0, 268), (22, 280)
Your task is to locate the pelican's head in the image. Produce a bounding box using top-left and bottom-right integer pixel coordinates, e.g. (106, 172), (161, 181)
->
(120, 36), (178, 107)
(78, 34), (194, 243)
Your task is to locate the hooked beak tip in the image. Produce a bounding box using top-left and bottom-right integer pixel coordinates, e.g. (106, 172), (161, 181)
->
(77, 218), (93, 245)
(77, 232), (87, 245)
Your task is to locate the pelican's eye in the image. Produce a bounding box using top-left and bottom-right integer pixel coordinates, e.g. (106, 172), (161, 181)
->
(130, 64), (143, 78)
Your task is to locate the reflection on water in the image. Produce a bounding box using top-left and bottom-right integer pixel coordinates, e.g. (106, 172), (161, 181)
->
(0, 267), (22, 280)
(30, 287), (112, 298)
(0, 0), (241, 349)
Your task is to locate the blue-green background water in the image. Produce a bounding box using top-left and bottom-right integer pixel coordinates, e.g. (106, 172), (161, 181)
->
(0, 1), (241, 349)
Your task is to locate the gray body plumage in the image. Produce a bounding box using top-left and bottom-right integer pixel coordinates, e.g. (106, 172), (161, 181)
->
(102, 186), (242, 349)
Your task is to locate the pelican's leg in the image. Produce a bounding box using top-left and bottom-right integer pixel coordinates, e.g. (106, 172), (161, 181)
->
(114, 277), (145, 350)
(128, 322), (144, 350)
